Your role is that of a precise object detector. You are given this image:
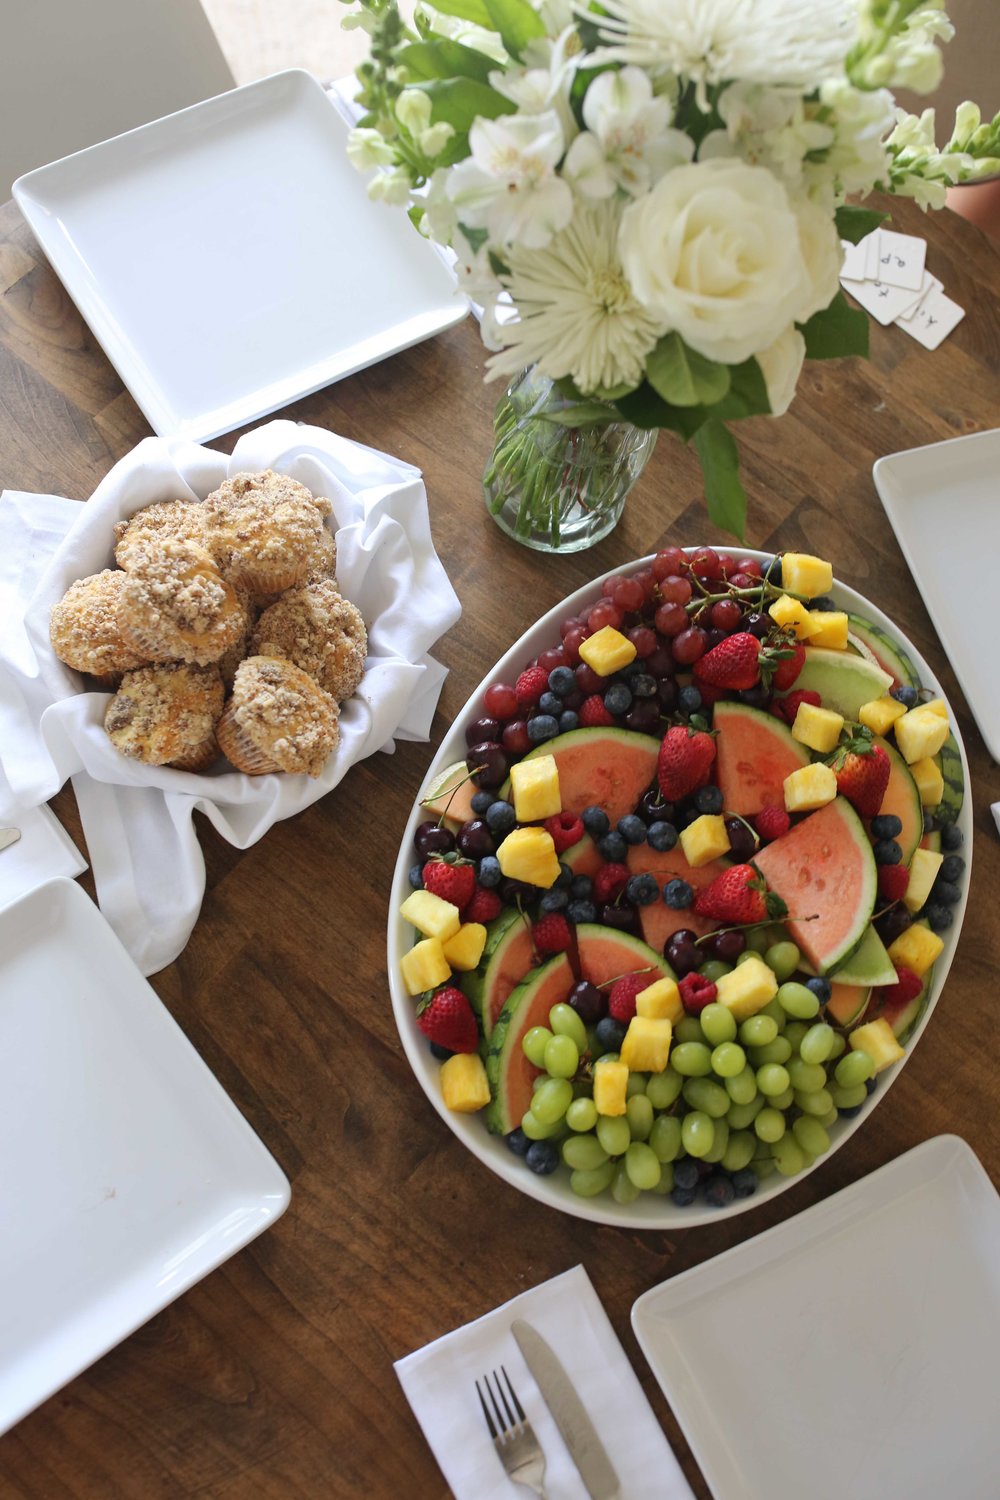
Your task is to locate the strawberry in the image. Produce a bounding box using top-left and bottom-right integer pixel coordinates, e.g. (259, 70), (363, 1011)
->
(514, 665), (549, 708)
(877, 863), (910, 905)
(422, 857), (476, 909)
(592, 862), (630, 904)
(754, 804), (790, 843)
(416, 986), (479, 1053)
(773, 688), (821, 725)
(876, 965), (923, 1010)
(694, 863), (787, 924)
(657, 725), (716, 801)
(678, 972), (717, 1015)
(533, 913), (573, 956)
(607, 972), (648, 1023)
(768, 637), (806, 692)
(829, 730), (890, 819)
(579, 694), (614, 728)
(544, 811), (585, 854)
(465, 886), (502, 923)
(693, 632), (761, 690)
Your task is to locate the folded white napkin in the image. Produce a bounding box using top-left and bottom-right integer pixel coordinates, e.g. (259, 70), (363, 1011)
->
(395, 1265), (694, 1500)
(0, 420), (460, 974)
(0, 768), (87, 911)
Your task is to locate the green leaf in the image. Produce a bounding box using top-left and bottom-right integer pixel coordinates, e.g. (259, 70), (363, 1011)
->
(835, 204), (889, 244)
(422, 0), (495, 28)
(414, 78), (516, 132)
(397, 39), (498, 84)
(799, 289), (870, 360)
(703, 357), (771, 424)
(614, 383), (694, 436)
(482, 0), (546, 59)
(693, 421), (747, 541)
(536, 403), (617, 428)
(646, 332), (731, 409)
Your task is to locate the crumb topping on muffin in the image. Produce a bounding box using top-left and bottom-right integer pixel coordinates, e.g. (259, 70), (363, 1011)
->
(118, 539), (246, 664)
(105, 662), (224, 768)
(49, 569), (148, 677)
(226, 655), (339, 776)
(113, 498), (206, 571)
(251, 579), (367, 700)
(203, 470), (334, 582)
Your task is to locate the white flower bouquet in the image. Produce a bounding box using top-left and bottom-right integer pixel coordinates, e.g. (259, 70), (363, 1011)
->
(341, 0), (999, 543)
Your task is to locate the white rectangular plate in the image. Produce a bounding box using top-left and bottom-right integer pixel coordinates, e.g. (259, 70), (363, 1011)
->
(632, 1136), (1000, 1500)
(873, 428), (1000, 761)
(13, 69), (468, 442)
(0, 878), (290, 1433)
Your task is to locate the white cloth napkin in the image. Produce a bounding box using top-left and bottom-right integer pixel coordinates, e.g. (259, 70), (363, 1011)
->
(0, 419), (460, 975)
(0, 767), (87, 911)
(395, 1265), (694, 1500)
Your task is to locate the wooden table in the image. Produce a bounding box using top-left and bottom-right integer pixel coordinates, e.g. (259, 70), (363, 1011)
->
(1, 192), (998, 1499)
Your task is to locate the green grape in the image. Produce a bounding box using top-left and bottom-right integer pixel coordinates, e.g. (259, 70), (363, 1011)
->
(753, 1135), (773, 1159)
(772, 1134), (807, 1176)
(626, 1094), (654, 1141)
(566, 1097), (598, 1133)
(711, 1041), (747, 1078)
(819, 1107), (839, 1128)
(736, 949), (761, 966)
(782, 1020), (809, 1053)
(726, 1095), (764, 1129)
(749, 1036), (792, 1067)
(570, 1161), (616, 1197)
(532, 1075), (547, 1093)
(830, 1081), (867, 1110)
(745, 926), (771, 954)
(649, 1114), (683, 1163)
(795, 1087), (834, 1117)
(701, 1003), (737, 1046)
(612, 1162), (641, 1204)
(702, 1118), (730, 1164)
(521, 1109), (564, 1140)
(827, 1030), (847, 1060)
(764, 940), (800, 981)
(754, 1106), (786, 1143)
(739, 1014), (778, 1048)
(787, 1057), (827, 1094)
(625, 1141), (662, 1190)
(759, 997), (787, 1031)
(721, 1129), (757, 1173)
(835, 1049), (875, 1087)
(650, 1163), (675, 1193)
(523, 1026), (553, 1067)
(756, 1062), (791, 1097)
(674, 1016), (705, 1045)
(543, 1034), (579, 1079)
(548, 1002), (588, 1052)
(562, 1133), (609, 1171)
(725, 1065), (759, 1105)
(671, 1042), (713, 1077)
(681, 1110), (715, 1158)
(596, 1115), (631, 1156)
(532, 1077), (574, 1124)
(646, 1069), (684, 1109)
(776, 981), (820, 1019)
(799, 1023), (836, 1065)
(682, 1076), (730, 1118)
(793, 1116), (830, 1156)
(698, 958), (732, 984)
(765, 1086), (795, 1111)
(625, 1071), (649, 1098)
(751, 1158), (777, 1181)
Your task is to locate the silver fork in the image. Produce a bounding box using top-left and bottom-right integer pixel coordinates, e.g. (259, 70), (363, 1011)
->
(476, 1366), (548, 1498)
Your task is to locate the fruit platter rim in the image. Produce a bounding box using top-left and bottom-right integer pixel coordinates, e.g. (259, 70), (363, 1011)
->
(386, 550), (972, 1230)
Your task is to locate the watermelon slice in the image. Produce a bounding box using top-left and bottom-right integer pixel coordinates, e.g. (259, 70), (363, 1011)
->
(461, 907), (534, 1042)
(574, 923), (675, 988)
(873, 735), (923, 866)
(485, 952), (574, 1135)
(713, 701), (810, 817)
(508, 727), (659, 826)
(625, 843), (727, 949)
(847, 614), (919, 688)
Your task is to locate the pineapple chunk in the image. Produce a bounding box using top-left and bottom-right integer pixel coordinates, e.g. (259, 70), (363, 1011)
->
(886, 922), (944, 978)
(783, 762), (838, 812)
(849, 1017), (905, 1075)
(442, 922), (488, 971)
(780, 553), (834, 599)
(805, 610), (849, 649)
(636, 976), (684, 1024)
(858, 695), (907, 736)
(922, 697), (948, 718)
(679, 813), (730, 867)
(715, 955), (779, 1022)
(894, 706), (949, 764)
(621, 1016), (672, 1073)
(768, 594), (815, 638)
(510, 754), (561, 822)
(593, 1058), (629, 1115)
(578, 626), (637, 677)
(400, 889), (462, 941)
(496, 827), (561, 888)
(910, 756), (945, 808)
(440, 1052), (490, 1112)
(791, 701), (845, 754)
(903, 848), (944, 913)
(400, 938), (451, 996)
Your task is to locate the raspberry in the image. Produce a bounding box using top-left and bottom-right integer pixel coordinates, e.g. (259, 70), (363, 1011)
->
(774, 689), (821, 725)
(532, 913), (573, 956)
(579, 694), (615, 727)
(592, 862), (630, 904)
(679, 972), (717, 1014)
(877, 863), (910, 904)
(755, 804), (791, 843)
(608, 973), (648, 1023)
(515, 666), (549, 708)
(878, 965), (923, 1009)
(464, 886), (502, 923)
(544, 811), (585, 854)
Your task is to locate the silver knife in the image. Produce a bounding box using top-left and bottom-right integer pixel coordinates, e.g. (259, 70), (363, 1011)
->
(511, 1319), (621, 1500)
(0, 828), (20, 853)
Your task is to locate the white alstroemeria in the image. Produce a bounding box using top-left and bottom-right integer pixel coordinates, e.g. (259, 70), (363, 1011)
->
(535, 0), (575, 31)
(346, 127), (396, 172)
(813, 78), (896, 201)
(485, 200), (666, 394)
(563, 66), (694, 198)
(714, 83), (835, 192)
(756, 325), (806, 416)
(452, 227), (504, 308)
(489, 29), (582, 145)
(366, 167), (413, 207)
(446, 111), (573, 250)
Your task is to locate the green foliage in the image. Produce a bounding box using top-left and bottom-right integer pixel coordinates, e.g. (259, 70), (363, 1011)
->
(646, 333), (731, 409)
(397, 39), (497, 84)
(694, 421), (748, 540)
(483, 0), (546, 59)
(414, 77), (517, 130)
(835, 204), (889, 243)
(799, 290), (870, 360)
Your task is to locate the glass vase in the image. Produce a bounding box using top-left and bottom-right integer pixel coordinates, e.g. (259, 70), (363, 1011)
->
(482, 366), (657, 553)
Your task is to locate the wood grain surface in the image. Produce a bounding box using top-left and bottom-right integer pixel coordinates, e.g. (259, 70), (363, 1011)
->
(0, 191), (998, 1500)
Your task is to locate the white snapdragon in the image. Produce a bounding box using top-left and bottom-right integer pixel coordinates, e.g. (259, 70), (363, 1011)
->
(413, 2), (508, 63)
(813, 78), (896, 201)
(851, 2), (954, 95)
(563, 67), (694, 198)
(366, 167), (414, 206)
(346, 127), (396, 172)
(887, 108), (971, 209)
(395, 89), (456, 159)
(446, 111), (573, 250)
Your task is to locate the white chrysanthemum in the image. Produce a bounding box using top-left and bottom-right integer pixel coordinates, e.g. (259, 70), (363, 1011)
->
(485, 201), (665, 394)
(583, 0), (858, 97)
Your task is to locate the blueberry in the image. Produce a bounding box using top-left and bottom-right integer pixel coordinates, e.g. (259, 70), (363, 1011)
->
(673, 1158), (700, 1190)
(485, 800), (517, 836)
(582, 805), (610, 837)
(617, 814), (647, 846)
(570, 875), (593, 899)
(671, 1185), (697, 1206)
(525, 1140), (560, 1175)
(559, 711), (580, 733)
(731, 1167), (758, 1199)
(540, 888), (569, 912)
(870, 814), (903, 839)
(626, 873), (659, 906)
(890, 684), (919, 708)
(865, 1076), (879, 1095)
(548, 665), (576, 697)
(805, 975), (832, 1003)
(932, 878), (962, 906)
(506, 1128), (531, 1157)
(838, 1103), (865, 1118)
(597, 830), (628, 862)
(739, 685), (770, 710)
(941, 824), (964, 851)
(620, 662), (644, 683)
(408, 862), (424, 889)
(471, 789), (493, 814)
(429, 1042), (453, 1061)
(678, 685), (703, 715)
(604, 683), (632, 716)
(477, 855), (502, 888)
(631, 673), (658, 699)
(925, 903), (954, 932)
(940, 854), (966, 883)
(762, 556), (782, 588)
(539, 691), (562, 716)
(677, 806), (701, 829)
(702, 1174), (736, 1208)
(810, 595), (837, 612)
(567, 899), (597, 924)
(595, 1016), (626, 1051)
(663, 878), (694, 909)
(923, 811), (936, 834)
(874, 839), (902, 865)
(527, 714), (560, 743)
(647, 821), (678, 852)
(694, 784), (724, 815)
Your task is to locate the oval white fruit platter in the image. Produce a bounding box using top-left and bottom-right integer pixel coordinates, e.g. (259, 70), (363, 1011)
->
(387, 550), (972, 1228)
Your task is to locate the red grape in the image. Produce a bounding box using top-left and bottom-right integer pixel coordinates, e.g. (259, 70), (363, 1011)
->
(728, 572), (756, 590)
(576, 663), (604, 695)
(632, 567), (657, 604)
(501, 720), (531, 755)
(672, 626), (708, 664)
(484, 682), (518, 720)
(654, 602), (688, 637)
(562, 625), (589, 664)
(652, 547), (687, 579)
(659, 574), (693, 605)
(711, 599), (743, 632)
(612, 576), (644, 613)
(589, 599), (623, 631)
(690, 547), (722, 580)
(602, 574), (626, 599)
(736, 557), (763, 578)
(537, 645), (566, 673)
(628, 625), (657, 658)
(645, 645), (676, 677)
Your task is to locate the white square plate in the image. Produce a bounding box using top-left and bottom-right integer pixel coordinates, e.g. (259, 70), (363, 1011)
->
(632, 1136), (1000, 1500)
(0, 878), (290, 1434)
(873, 428), (1000, 761)
(13, 69), (468, 442)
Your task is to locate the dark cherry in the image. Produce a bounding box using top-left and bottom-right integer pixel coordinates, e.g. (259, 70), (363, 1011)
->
(456, 819), (495, 859)
(657, 678), (678, 711)
(725, 815), (758, 861)
(414, 820), (455, 858)
(876, 907), (913, 945)
(501, 720), (532, 756)
(568, 980), (606, 1025)
(645, 644), (676, 678)
(466, 741), (508, 788)
(465, 715), (499, 746)
(744, 612), (770, 640)
(599, 903), (640, 934)
(639, 789), (675, 824)
(624, 699), (661, 732)
(666, 931), (702, 976)
(711, 929), (746, 962)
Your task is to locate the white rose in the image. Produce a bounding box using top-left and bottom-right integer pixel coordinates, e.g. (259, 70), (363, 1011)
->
(793, 196), (843, 323)
(756, 325), (806, 417)
(618, 158), (812, 364)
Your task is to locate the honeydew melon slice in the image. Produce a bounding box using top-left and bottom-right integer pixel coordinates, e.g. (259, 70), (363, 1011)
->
(780, 647), (892, 720)
(829, 924), (898, 988)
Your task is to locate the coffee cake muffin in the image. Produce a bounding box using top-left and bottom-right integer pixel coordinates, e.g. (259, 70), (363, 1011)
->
(113, 498), (207, 571)
(215, 655), (339, 777)
(251, 580), (367, 702)
(105, 662), (225, 771)
(203, 470), (336, 596)
(49, 569), (149, 680)
(117, 539), (247, 666)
